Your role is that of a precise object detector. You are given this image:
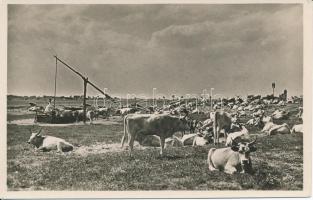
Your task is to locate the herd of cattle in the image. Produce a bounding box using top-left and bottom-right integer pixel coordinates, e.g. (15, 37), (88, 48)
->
(26, 94), (303, 174)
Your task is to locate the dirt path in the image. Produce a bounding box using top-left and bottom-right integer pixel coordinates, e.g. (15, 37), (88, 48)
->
(74, 142), (148, 156)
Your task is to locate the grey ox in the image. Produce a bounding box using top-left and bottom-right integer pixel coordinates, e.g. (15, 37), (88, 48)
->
(212, 111), (233, 145)
(207, 138), (257, 174)
(121, 113), (190, 155)
(27, 129), (74, 152)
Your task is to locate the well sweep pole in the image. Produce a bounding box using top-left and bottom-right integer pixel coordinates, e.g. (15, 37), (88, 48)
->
(83, 78), (88, 124)
(54, 56), (58, 109)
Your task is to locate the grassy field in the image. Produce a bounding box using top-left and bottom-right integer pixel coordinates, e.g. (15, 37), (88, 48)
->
(7, 101), (303, 191)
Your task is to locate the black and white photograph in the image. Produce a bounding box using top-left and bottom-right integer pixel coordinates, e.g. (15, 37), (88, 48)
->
(1, 0), (312, 198)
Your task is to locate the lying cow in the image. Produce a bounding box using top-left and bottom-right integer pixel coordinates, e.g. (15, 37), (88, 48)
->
(121, 114), (189, 155)
(271, 109), (289, 120)
(165, 136), (184, 148)
(27, 129), (74, 152)
(252, 109), (264, 118)
(246, 118), (258, 126)
(138, 135), (183, 148)
(118, 107), (137, 117)
(262, 121), (290, 135)
(225, 126), (249, 146)
(97, 107), (111, 118)
(192, 132), (211, 146)
(207, 138), (257, 174)
(291, 124), (303, 134)
(181, 133), (198, 146)
(296, 107), (303, 121)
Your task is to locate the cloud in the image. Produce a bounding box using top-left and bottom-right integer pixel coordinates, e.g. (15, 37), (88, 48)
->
(7, 4), (303, 97)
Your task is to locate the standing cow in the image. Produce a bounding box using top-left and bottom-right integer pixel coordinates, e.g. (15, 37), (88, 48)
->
(121, 114), (190, 155)
(212, 111), (233, 145)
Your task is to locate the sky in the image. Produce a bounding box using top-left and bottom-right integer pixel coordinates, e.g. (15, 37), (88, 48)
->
(7, 4), (303, 98)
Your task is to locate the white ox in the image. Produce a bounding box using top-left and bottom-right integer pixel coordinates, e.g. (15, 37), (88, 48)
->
(27, 129), (74, 152)
(262, 121), (290, 135)
(121, 114), (189, 155)
(225, 126), (249, 146)
(207, 139), (257, 174)
(291, 124), (303, 134)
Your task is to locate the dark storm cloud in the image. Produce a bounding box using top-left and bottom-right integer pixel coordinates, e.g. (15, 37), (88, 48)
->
(7, 4), (302, 97)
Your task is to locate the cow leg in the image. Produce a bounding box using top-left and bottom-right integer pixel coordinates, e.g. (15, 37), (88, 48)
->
(121, 135), (126, 148)
(36, 146), (45, 152)
(159, 136), (165, 156)
(207, 148), (218, 171)
(216, 126), (220, 145)
(213, 124), (217, 145)
(224, 130), (228, 142)
(57, 143), (63, 153)
(128, 135), (135, 156)
(224, 165), (237, 174)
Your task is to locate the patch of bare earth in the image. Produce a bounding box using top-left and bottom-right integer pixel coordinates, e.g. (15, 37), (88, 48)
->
(74, 142), (149, 156)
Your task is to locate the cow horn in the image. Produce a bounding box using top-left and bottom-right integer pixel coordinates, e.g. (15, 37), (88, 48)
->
(249, 136), (257, 146)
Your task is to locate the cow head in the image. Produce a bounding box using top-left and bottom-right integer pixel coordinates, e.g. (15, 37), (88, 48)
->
(27, 128), (44, 147)
(262, 115), (272, 123)
(230, 137), (257, 173)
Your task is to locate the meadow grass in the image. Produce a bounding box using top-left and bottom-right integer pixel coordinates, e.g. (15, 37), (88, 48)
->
(7, 115), (303, 190)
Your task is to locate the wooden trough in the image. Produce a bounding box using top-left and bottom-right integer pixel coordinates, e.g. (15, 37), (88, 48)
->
(35, 112), (77, 124)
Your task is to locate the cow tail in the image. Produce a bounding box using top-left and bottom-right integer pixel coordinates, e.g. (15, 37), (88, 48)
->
(208, 148), (216, 171)
(121, 115), (128, 148)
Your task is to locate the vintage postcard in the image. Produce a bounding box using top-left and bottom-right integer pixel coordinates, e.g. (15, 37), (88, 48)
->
(0, 0), (312, 198)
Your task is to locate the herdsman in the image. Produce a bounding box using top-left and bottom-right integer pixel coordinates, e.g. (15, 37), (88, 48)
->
(44, 98), (54, 114)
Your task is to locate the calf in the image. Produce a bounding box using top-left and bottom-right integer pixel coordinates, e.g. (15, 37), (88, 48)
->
(207, 138), (257, 174)
(27, 129), (74, 152)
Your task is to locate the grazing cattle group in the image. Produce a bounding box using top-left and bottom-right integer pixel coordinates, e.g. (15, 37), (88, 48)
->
(26, 94), (303, 175)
